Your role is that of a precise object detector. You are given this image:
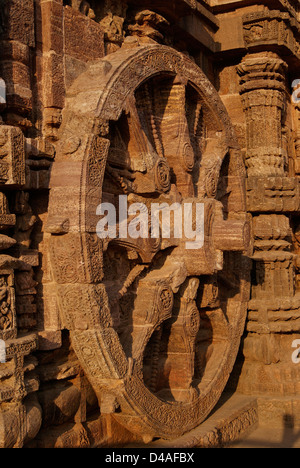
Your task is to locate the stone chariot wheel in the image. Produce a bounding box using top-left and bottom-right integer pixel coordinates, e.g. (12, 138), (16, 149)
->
(46, 44), (251, 440)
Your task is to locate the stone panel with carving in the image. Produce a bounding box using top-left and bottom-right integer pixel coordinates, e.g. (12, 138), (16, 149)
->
(2, 0), (300, 449)
(46, 43), (250, 439)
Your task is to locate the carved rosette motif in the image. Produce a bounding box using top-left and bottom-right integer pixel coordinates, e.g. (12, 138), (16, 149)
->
(47, 45), (250, 439)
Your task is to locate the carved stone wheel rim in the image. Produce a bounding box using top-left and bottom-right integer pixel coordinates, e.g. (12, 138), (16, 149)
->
(47, 45), (250, 439)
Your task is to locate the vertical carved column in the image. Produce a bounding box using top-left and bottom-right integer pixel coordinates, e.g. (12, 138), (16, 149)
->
(236, 52), (300, 396)
(0, 44), (41, 443)
(38, 0), (64, 140)
(0, 4), (42, 444)
(238, 52), (288, 177)
(0, 0), (35, 130)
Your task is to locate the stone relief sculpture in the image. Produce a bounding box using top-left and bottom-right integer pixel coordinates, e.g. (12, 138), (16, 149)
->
(46, 43), (250, 439)
(0, 276), (13, 331)
(1, 0), (300, 449)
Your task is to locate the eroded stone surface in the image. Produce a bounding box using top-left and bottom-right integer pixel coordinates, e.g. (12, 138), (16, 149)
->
(0, 0), (299, 448)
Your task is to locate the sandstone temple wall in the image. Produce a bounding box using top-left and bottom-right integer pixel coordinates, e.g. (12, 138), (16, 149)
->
(0, 0), (300, 448)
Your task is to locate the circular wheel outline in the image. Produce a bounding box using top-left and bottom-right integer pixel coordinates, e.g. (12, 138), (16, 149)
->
(46, 45), (250, 439)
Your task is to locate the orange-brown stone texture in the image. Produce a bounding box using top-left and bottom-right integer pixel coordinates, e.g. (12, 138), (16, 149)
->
(0, 0), (300, 448)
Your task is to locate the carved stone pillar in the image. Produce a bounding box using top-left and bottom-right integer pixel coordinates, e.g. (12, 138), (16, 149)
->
(238, 52), (288, 177)
(235, 52), (300, 397)
(251, 215), (295, 301)
(0, 0), (35, 130)
(0, 78), (41, 446)
(235, 212), (300, 395)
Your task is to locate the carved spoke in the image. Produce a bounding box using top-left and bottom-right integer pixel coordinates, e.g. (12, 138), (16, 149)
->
(48, 45), (250, 439)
